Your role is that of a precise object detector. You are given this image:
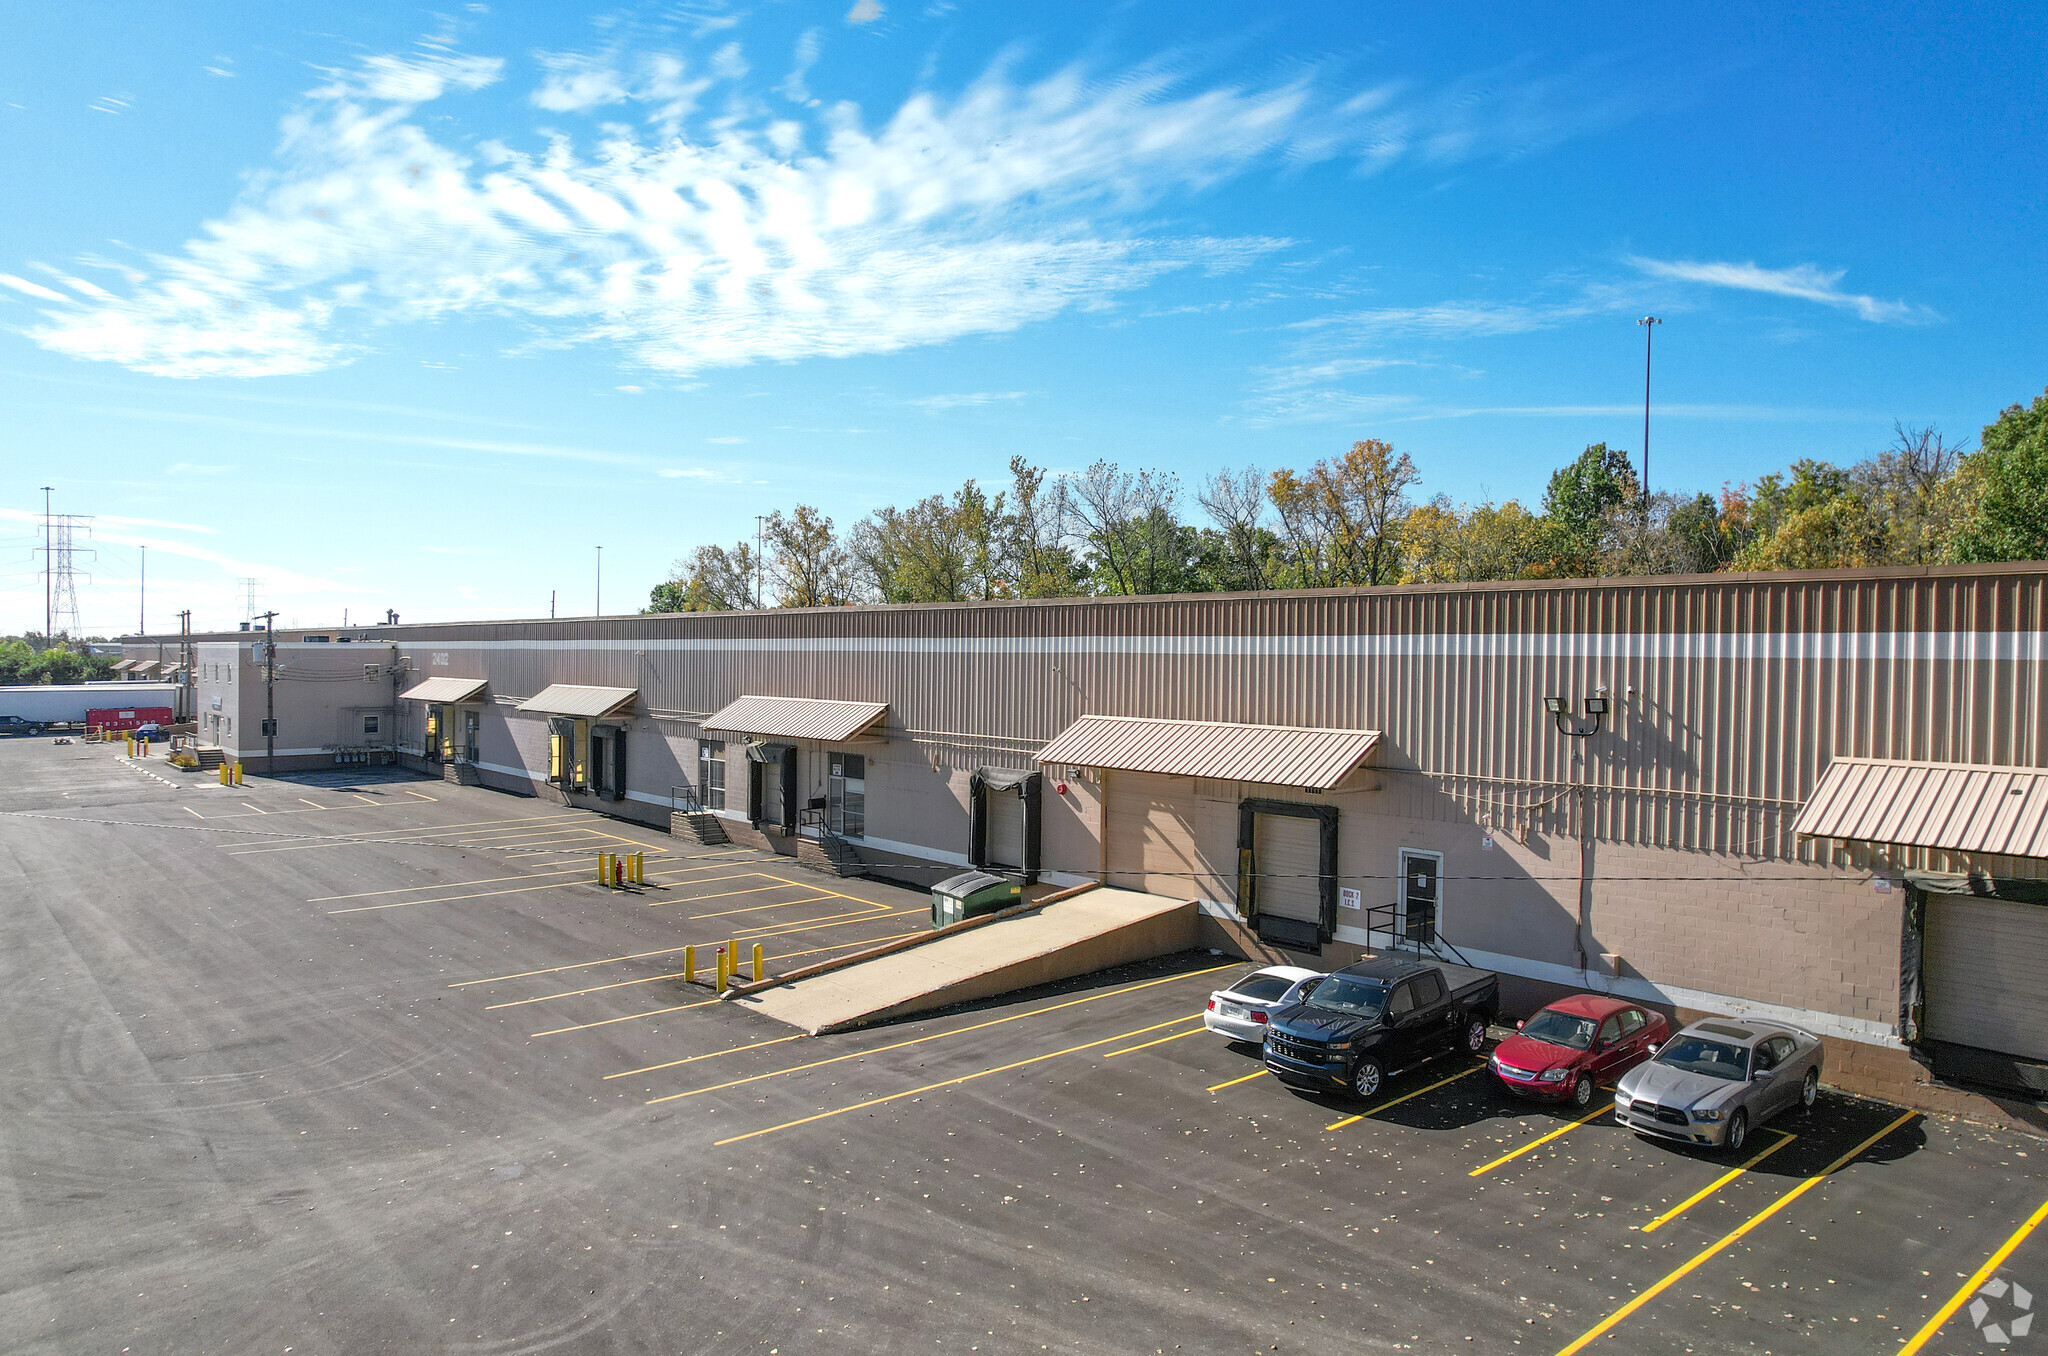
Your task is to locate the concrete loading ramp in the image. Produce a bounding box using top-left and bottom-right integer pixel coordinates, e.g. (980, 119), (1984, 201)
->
(734, 887), (1199, 1035)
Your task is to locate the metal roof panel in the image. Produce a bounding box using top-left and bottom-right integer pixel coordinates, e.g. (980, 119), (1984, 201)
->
(515, 684), (638, 718)
(701, 695), (889, 743)
(1794, 757), (2048, 860)
(1034, 714), (1380, 790)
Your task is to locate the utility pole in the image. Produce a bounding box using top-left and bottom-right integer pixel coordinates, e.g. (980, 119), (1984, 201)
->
(178, 609), (192, 723)
(1638, 316), (1662, 510)
(259, 610), (278, 775)
(40, 485), (52, 641)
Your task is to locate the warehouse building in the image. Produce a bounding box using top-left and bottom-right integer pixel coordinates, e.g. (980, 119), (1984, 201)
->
(127, 563), (2048, 1111)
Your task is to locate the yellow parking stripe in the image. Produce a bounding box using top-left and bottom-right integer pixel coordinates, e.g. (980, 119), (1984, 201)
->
(531, 997), (725, 1037)
(312, 854), (744, 903)
(647, 966), (1238, 1105)
(1207, 1068), (1268, 1093)
(605, 1034), (805, 1079)
(493, 930), (929, 1012)
(1895, 1190), (2048, 1355)
(1325, 1065), (1483, 1132)
(1640, 1129), (1797, 1233)
(1104, 1025), (1207, 1057)
(1553, 1110), (1917, 1355)
(713, 1012), (1204, 1147)
(684, 892), (839, 920)
(1470, 1100), (1614, 1177)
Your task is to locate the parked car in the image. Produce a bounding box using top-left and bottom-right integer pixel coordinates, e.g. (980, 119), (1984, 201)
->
(1263, 957), (1498, 1099)
(1490, 995), (1670, 1109)
(1613, 1017), (1824, 1152)
(1203, 966), (1324, 1043)
(0, 714), (48, 737)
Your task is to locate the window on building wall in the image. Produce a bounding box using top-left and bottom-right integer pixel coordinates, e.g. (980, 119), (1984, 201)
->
(698, 740), (726, 810)
(363, 715), (380, 736)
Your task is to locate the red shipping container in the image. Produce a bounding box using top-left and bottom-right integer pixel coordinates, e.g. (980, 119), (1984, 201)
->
(88, 706), (173, 734)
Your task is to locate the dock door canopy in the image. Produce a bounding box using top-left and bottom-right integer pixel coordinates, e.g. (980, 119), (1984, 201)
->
(1236, 799), (1338, 952)
(969, 767), (1042, 884)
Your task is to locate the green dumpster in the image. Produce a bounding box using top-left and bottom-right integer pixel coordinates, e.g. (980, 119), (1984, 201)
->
(930, 870), (1022, 928)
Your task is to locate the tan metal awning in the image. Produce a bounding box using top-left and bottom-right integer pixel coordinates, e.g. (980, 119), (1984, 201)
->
(701, 695), (889, 743)
(517, 684), (638, 719)
(111, 659), (139, 673)
(398, 676), (489, 704)
(1036, 714), (1381, 790)
(1795, 757), (2048, 859)
(131, 661), (164, 677)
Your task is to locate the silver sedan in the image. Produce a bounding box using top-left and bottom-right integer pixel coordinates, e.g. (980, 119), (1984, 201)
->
(1203, 966), (1324, 1044)
(1614, 1016), (1825, 1152)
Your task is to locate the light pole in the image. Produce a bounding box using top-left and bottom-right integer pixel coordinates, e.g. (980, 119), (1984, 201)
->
(41, 485), (52, 641)
(1638, 316), (1662, 506)
(139, 545), (146, 635)
(595, 546), (602, 616)
(754, 515), (766, 608)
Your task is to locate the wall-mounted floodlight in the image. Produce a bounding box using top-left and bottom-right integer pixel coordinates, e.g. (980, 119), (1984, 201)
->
(1545, 694), (1609, 738)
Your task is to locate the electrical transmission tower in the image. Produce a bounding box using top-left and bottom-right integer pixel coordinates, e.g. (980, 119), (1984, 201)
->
(242, 577), (261, 627)
(41, 514), (94, 642)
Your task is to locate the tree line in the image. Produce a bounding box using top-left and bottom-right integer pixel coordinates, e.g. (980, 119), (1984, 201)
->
(0, 635), (119, 685)
(646, 383), (2048, 611)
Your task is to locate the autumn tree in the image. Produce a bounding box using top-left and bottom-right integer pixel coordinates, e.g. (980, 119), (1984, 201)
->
(1001, 456), (1082, 598)
(1950, 386), (2048, 564)
(1062, 461), (1189, 596)
(1403, 495), (1550, 583)
(851, 482), (1007, 603)
(1195, 466), (1279, 591)
(764, 506), (853, 608)
(646, 542), (763, 612)
(1268, 439), (1418, 588)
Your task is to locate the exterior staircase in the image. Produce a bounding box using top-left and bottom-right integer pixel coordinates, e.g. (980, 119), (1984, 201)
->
(442, 760), (483, 786)
(669, 810), (730, 845)
(192, 746), (226, 771)
(795, 832), (867, 879)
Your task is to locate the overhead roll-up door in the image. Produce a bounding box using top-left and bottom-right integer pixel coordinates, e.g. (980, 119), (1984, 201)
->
(986, 788), (1025, 869)
(1924, 895), (2048, 1064)
(1254, 812), (1323, 924)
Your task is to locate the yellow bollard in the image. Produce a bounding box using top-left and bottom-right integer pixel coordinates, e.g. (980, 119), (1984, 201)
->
(631, 852), (644, 885)
(752, 942), (764, 983)
(218, 764), (227, 786)
(683, 944), (696, 984)
(715, 946), (729, 994)
(233, 763), (244, 786)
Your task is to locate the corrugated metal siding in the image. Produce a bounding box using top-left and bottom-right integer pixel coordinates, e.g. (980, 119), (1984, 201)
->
(1036, 715), (1380, 789)
(143, 565), (2048, 869)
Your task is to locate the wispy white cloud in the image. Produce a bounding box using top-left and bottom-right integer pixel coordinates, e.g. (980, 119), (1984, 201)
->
(846, 0), (884, 23)
(8, 33), (1647, 380)
(1627, 256), (1928, 323)
(905, 390), (1029, 412)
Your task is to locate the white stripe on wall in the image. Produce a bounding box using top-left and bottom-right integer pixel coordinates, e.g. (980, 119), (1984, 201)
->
(309, 630), (2048, 663)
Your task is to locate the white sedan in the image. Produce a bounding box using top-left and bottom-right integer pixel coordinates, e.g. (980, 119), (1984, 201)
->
(1203, 966), (1325, 1043)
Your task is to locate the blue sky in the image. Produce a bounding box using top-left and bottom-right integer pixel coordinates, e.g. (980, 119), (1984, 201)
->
(0, 1), (2040, 633)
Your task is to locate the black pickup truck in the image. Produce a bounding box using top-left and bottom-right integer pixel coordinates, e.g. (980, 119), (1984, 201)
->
(1263, 956), (1499, 1099)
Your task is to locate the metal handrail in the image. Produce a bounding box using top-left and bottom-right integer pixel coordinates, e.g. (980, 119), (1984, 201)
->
(1364, 900), (1476, 968)
(669, 782), (703, 815)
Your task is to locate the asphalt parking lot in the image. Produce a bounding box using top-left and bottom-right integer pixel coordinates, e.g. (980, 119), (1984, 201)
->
(2, 736), (2044, 1354)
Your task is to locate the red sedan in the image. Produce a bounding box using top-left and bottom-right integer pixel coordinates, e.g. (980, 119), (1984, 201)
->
(1490, 994), (1670, 1109)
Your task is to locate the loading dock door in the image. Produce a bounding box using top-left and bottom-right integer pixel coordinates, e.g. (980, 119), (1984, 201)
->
(986, 788), (1025, 869)
(1924, 894), (2048, 1064)
(1254, 812), (1322, 924)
